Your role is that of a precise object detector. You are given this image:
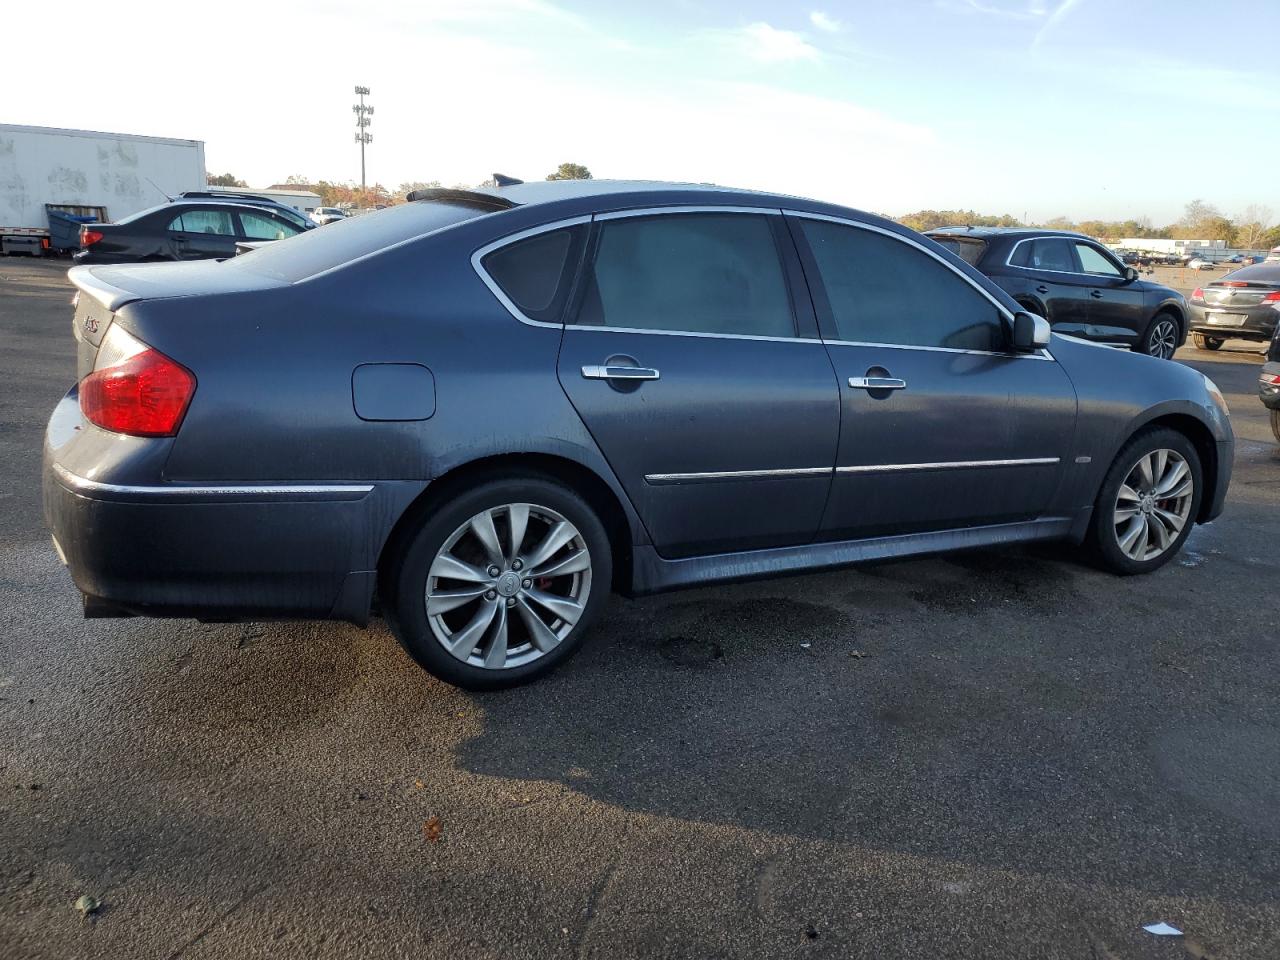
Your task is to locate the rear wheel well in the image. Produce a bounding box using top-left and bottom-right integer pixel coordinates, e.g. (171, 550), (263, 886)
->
(376, 454), (633, 597)
(1139, 414), (1218, 521)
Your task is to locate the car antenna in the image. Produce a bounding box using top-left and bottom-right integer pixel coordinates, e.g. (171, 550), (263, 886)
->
(492, 173), (523, 187)
(145, 177), (174, 202)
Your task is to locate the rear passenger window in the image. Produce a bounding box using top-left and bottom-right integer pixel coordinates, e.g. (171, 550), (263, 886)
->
(1009, 237), (1076, 272)
(482, 228), (580, 323)
(167, 210), (235, 236)
(801, 220), (1005, 352)
(574, 213), (796, 338)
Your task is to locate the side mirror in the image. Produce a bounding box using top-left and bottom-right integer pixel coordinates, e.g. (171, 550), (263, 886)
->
(1123, 266), (1139, 283)
(1012, 311), (1051, 352)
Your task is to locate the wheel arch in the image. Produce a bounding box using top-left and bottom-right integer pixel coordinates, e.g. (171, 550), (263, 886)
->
(375, 453), (637, 600)
(1151, 301), (1187, 343)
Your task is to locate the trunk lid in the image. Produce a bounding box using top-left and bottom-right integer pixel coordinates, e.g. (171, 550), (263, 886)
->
(1203, 281), (1278, 307)
(68, 261), (289, 379)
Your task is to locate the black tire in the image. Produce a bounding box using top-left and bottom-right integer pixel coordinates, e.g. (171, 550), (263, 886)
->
(1192, 332), (1224, 351)
(1087, 427), (1202, 575)
(1141, 313), (1181, 359)
(1271, 409), (1280, 445)
(383, 475), (612, 690)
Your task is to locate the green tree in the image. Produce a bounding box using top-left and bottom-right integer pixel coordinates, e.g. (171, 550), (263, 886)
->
(1233, 204), (1274, 249)
(206, 172), (247, 187)
(397, 180), (442, 199)
(546, 163), (592, 181)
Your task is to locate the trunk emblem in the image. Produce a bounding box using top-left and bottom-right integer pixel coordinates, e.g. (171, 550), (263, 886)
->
(82, 315), (99, 334)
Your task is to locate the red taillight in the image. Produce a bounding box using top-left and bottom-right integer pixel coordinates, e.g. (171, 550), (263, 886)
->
(1262, 373), (1280, 385)
(80, 344), (196, 437)
(1190, 288), (1203, 301)
(80, 227), (103, 247)
(1261, 291), (1280, 303)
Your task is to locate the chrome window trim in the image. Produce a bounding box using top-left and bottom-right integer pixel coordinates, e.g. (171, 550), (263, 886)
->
(53, 463), (373, 501)
(565, 324), (822, 345)
(645, 467), (830, 485)
(836, 457), (1059, 475)
(1004, 236), (1123, 280)
(825, 337), (1053, 361)
(594, 205), (783, 221)
(470, 215), (593, 329)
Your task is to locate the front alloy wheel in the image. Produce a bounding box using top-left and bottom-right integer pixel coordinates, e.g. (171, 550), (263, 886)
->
(1144, 316), (1179, 360)
(1112, 449), (1194, 562)
(1089, 427), (1202, 575)
(426, 503), (592, 670)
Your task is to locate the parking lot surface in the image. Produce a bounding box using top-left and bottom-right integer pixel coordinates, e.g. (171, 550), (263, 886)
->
(2, 257), (1278, 959)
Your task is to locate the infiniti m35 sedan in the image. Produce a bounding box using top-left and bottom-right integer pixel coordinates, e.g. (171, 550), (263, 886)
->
(45, 179), (1233, 689)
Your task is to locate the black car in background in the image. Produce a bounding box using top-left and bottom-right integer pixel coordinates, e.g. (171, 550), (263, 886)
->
(928, 228), (1187, 359)
(1188, 262), (1280, 351)
(73, 193), (314, 265)
(1260, 329), (1280, 442)
(45, 180), (1232, 689)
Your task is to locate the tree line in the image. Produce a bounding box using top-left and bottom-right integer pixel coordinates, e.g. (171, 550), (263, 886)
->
(897, 200), (1278, 249)
(207, 163), (593, 210)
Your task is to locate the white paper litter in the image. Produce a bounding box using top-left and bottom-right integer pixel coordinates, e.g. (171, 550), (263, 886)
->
(1142, 922), (1183, 936)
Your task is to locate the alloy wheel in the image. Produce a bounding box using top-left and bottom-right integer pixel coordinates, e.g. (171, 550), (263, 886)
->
(1146, 318), (1178, 360)
(1112, 449), (1194, 562)
(424, 503), (592, 670)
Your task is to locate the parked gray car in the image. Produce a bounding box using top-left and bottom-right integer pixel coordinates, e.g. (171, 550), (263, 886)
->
(1188, 262), (1280, 350)
(44, 179), (1233, 688)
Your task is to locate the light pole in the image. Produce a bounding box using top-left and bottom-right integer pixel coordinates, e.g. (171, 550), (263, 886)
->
(352, 86), (373, 192)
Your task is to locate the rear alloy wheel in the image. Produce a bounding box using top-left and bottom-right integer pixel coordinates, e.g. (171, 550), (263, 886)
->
(1192, 333), (1224, 351)
(385, 477), (611, 689)
(1142, 314), (1180, 359)
(1088, 427), (1201, 575)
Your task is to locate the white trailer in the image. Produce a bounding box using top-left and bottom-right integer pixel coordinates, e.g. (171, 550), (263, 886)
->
(0, 124), (205, 255)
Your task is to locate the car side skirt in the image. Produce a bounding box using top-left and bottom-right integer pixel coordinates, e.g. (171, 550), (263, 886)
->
(629, 517), (1079, 594)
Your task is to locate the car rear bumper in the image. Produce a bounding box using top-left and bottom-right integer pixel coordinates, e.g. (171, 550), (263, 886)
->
(1261, 361), (1280, 411)
(1188, 303), (1278, 341)
(43, 388), (425, 625)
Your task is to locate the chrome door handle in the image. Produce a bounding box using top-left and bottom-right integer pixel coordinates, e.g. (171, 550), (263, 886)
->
(848, 376), (906, 390)
(582, 365), (660, 381)
(1090, 290), (1104, 298)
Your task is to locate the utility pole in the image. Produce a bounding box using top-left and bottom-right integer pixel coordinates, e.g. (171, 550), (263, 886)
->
(352, 86), (373, 192)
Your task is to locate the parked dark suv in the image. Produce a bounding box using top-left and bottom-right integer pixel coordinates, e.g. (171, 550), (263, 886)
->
(73, 192), (314, 265)
(45, 181), (1232, 689)
(928, 228), (1187, 359)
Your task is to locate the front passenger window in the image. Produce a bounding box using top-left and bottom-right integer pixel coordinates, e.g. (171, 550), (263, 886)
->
(800, 220), (1005, 352)
(1075, 243), (1122, 276)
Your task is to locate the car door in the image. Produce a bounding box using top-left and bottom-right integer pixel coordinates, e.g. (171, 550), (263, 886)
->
(555, 209), (840, 559)
(236, 209), (304, 244)
(1004, 236), (1093, 336)
(166, 208), (237, 260)
(1071, 240), (1146, 345)
(789, 214), (1078, 541)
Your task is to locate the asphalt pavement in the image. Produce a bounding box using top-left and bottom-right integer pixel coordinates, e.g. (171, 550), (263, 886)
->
(2, 257), (1278, 959)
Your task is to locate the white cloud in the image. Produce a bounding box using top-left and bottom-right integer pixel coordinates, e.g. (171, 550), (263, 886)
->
(1031, 0), (1084, 48)
(733, 22), (822, 64)
(809, 10), (842, 33)
(938, 0), (1045, 20)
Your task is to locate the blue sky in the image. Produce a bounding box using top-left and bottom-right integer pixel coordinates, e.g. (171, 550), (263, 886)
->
(10, 0), (1279, 223)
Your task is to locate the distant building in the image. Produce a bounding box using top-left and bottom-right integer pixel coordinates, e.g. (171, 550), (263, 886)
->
(1114, 238), (1226, 254)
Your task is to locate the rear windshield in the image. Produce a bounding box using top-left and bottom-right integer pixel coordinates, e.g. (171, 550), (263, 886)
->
(224, 201), (491, 282)
(930, 235), (987, 266)
(1220, 264), (1280, 284)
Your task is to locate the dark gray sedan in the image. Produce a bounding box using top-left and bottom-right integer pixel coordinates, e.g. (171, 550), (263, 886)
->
(44, 180), (1234, 689)
(1188, 262), (1280, 350)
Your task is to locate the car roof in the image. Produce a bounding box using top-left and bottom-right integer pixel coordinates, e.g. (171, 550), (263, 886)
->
(926, 226), (1095, 242)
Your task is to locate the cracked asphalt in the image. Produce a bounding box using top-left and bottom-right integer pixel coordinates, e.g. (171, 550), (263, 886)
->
(1, 257), (1278, 959)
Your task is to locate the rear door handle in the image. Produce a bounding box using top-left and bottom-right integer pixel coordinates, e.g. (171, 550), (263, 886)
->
(1036, 285), (1050, 294)
(1090, 290), (1104, 298)
(848, 376), (906, 390)
(581, 365), (660, 381)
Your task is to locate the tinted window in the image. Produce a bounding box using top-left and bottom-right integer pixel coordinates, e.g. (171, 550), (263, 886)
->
(240, 211), (301, 240)
(575, 214), (794, 337)
(1223, 263), (1280, 283)
(169, 210), (235, 235)
(1009, 237), (1076, 272)
(483, 229), (575, 320)
(1075, 243), (1121, 276)
(930, 236), (987, 266)
(801, 220), (1004, 352)
(227, 201), (489, 282)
